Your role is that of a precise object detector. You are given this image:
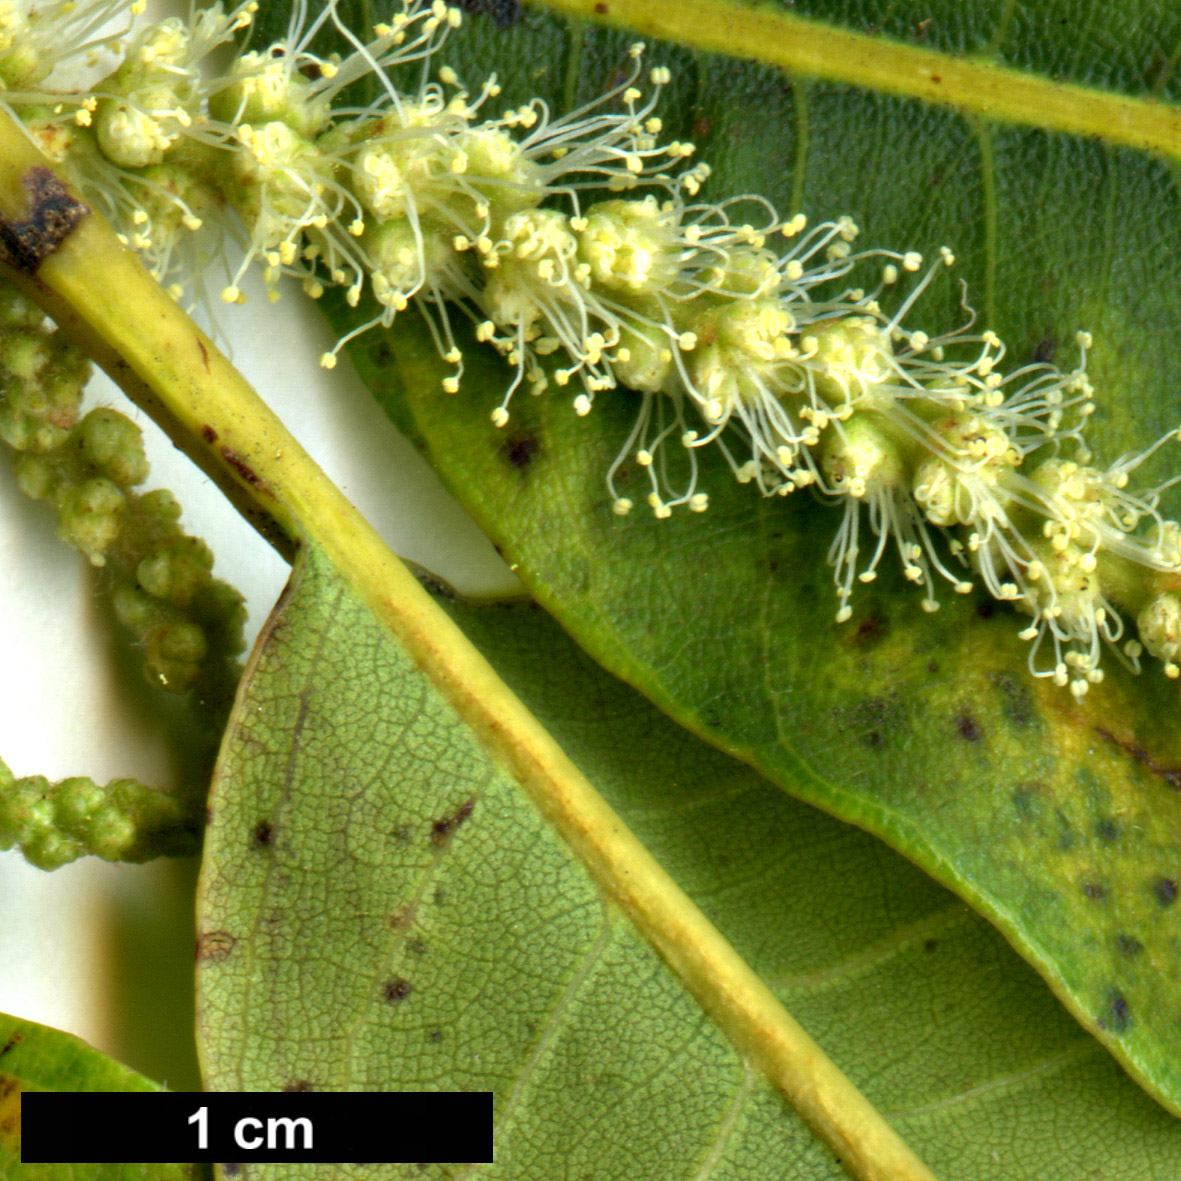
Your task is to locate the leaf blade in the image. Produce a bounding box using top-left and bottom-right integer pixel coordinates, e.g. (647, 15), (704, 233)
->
(0, 1011), (190, 1181)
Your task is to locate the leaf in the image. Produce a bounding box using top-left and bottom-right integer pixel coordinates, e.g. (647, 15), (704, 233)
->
(196, 544), (1181, 1177)
(0, 1010), (191, 1181)
(325, 0), (1181, 1116)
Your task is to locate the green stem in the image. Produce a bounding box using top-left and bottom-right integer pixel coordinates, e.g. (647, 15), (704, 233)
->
(529, 0), (1181, 158)
(0, 112), (938, 1181)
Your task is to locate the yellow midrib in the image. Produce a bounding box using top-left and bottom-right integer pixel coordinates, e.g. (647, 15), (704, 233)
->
(531, 0), (1181, 158)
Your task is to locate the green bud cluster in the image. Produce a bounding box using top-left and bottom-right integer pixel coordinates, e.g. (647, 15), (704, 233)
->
(0, 281), (245, 704)
(0, 755), (199, 870)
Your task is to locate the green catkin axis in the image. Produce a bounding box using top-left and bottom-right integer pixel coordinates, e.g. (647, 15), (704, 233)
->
(0, 290), (247, 708)
(0, 275), (247, 865)
(0, 755), (200, 870)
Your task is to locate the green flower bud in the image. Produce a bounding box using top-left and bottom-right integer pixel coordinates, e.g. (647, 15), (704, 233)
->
(57, 477), (125, 564)
(820, 414), (904, 501)
(76, 408), (150, 488)
(209, 51), (330, 139)
(1137, 593), (1181, 677)
(147, 621), (208, 691)
(137, 537), (214, 606)
(577, 198), (680, 296)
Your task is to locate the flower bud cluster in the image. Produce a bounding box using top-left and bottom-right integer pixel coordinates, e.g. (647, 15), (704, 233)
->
(0, 283), (246, 702)
(6, 0), (1181, 699)
(0, 754), (198, 870)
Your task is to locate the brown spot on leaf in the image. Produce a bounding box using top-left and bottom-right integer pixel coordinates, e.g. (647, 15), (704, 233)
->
(594, 0), (609, 11)
(501, 433), (540, 470)
(1155, 877), (1178, 906)
(251, 819), (274, 850)
(0, 1033), (22, 1058)
(198, 339), (210, 372)
(0, 166), (88, 273)
(0, 1075), (21, 1148)
(1095, 817), (1120, 843)
(383, 977), (413, 1003)
(1116, 934), (1143, 958)
(991, 672), (1034, 727)
(954, 713), (982, 742)
(431, 798), (476, 846)
(200, 425), (218, 444)
(196, 931), (238, 962)
(456, 0), (521, 26)
(693, 115), (713, 139)
(1033, 335), (1057, 364)
(389, 904), (417, 931)
(1081, 881), (1107, 901)
(407, 937), (427, 957)
(283, 1080), (314, 1092)
(846, 606), (890, 649)
(1105, 990), (1132, 1034)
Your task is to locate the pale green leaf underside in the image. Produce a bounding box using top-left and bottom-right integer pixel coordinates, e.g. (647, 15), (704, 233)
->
(0, 1011), (189, 1181)
(195, 545), (1181, 1178)
(320, 0), (1181, 1117)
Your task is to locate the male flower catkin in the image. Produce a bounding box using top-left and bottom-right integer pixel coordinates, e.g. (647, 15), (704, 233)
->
(2, 0), (1181, 701)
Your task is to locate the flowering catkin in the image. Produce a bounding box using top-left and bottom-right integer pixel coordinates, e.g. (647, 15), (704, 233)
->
(2, 0), (1180, 702)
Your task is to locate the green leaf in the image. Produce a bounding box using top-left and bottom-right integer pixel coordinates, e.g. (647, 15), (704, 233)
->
(0, 1011), (191, 1181)
(325, 0), (1181, 1118)
(196, 544), (1181, 1177)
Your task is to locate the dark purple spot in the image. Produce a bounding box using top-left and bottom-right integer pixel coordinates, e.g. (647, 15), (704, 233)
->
(1106, 990), (1131, 1034)
(1033, 336), (1057, 364)
(1154, 878), (1177, 906)
(1116, 934), (1143, 959)
(1081, 881), (1107, 901)
(383, 977), (413, 1004)
(1095, 817), (1120, 843)
(955, 713), (982, 741)
(456, 0), (521, 26)
(501, 434), (540, 470)
(431, 799), (476, 846)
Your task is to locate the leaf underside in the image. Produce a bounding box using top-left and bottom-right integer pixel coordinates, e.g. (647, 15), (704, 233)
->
(196, 544), (1181, 1178)
(308, 0), (1181, 1121)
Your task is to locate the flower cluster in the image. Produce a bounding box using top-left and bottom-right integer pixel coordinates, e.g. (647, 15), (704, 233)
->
(4, 0), (1181, 701)
(0, 754), (199, 869)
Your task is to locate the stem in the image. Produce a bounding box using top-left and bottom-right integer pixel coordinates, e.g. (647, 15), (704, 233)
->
(0, 111), (938, 1181)
(529, 0), (1181, 159)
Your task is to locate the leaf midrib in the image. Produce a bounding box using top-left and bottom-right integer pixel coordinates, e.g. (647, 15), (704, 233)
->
(529, 0), (1181, 158)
